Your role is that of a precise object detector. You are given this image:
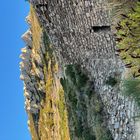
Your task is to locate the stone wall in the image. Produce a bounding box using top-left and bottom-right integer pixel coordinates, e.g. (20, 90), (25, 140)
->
(21, 0), (140, 140)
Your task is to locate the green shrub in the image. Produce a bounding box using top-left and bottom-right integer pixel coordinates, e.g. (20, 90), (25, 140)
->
(122, 79), (140, 106)
(95, 115), (113, 140)
(65, 65), (76, 85)
(43, 31), (50, 47)
(60, 65), (113, 140)
(82, 127), (96, 140)
(67, 91), (77, 108)
(75, 119), (83, 137)
(106, 76), (118, 86)
(65, 65), (88, 88)
(116, 2), (140, 75)
(60, 78), (66, 90)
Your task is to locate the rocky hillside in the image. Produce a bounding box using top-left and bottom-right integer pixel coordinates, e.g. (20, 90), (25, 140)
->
(20, 0), (140, 140)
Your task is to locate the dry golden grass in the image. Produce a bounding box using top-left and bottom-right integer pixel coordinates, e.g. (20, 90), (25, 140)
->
(28, 5), (70, 140)
(28, 113), (40, 140)
(38, 55), (70, 140)
(30, 5), (42, 50)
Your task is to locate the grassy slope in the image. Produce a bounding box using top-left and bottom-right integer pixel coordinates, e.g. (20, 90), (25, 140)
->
(28, 6), (70, 140)
(38, 39), (70, 140)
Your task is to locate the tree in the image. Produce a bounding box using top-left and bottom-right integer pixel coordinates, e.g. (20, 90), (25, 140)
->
(116, 2), (140, 77)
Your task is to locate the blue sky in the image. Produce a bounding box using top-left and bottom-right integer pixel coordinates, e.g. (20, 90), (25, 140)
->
(0, 1), (31, 140)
